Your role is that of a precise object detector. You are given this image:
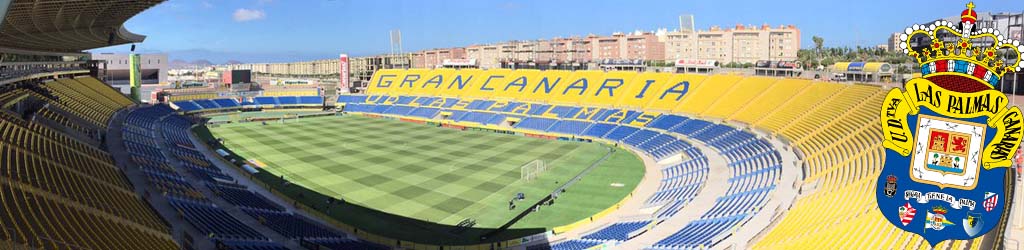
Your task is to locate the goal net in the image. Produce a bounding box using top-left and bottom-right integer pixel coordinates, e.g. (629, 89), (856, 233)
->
(520, 159), (548, 182)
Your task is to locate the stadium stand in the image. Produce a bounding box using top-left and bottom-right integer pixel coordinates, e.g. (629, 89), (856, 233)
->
(515, 117), (558, 131)
(0, 1), (387, 249)
(0, 77), (178, 249)
(120, 105), (386, 249)
(335, 89), (783, 249)
(547, 120), (593, 135)
(326, 68), (991, 249)
(6, 36), (988, 249)
(167, 93), (219, 102)
(173, 95), (325, 112)
(581, 221), (651, 241)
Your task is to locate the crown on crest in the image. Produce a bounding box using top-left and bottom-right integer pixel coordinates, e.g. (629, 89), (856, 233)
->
(898, 2), (1023, 89)
(887, 175), (897, 182)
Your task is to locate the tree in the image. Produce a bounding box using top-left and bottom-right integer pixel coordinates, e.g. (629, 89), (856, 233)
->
(813, 36), (824, 54)
(813, 36), (825, 66)
(821, 57), (835, 67)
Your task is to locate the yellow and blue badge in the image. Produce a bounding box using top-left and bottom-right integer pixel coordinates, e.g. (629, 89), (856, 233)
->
(877, 1), (1023, 246)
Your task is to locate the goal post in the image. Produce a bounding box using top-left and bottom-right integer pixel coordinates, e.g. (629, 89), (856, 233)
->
(520, 159), (548, 182)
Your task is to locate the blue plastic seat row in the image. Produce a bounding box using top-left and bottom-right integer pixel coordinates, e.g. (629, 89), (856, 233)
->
(582, 221), (650, 241)
(515, 117), (557, 131)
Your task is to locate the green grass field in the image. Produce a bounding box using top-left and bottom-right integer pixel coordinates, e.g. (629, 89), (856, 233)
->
(207, 115), (644, 235)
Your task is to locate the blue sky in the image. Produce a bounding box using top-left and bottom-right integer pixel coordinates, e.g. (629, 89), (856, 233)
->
(89, 0), (1024, 63)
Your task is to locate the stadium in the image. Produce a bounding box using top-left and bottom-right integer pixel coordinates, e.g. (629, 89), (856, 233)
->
(1, 0), (1024, 250)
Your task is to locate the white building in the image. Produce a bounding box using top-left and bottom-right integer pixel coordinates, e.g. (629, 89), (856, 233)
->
(91, 53), (169, 103)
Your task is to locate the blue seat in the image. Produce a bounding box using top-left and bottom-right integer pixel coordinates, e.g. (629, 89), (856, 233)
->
(547, 120), (593, 135)
(602, 126), (639, 142)
(337, 95), (368, 103)
(212, 98), (239, 108)
(193, 99), (219, 109)
(172, 101), (202, 111)
(385, 105), (414, 115)
(253, 96), (277, 106)
(277, 96), (298, 105)
(646, 115), (689, 130)
(515, 117), (557, 131)
(167, 197), (267, 240)
(581, 123), (616, 138)
(408, 107), (440, 118)
(548, 239), (603, 250)
(456, 112), (494, 124)
(582, 221), (649, 241)
(297, 96), (323, 104)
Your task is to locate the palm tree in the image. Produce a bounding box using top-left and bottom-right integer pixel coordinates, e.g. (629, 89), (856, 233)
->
(813, 36), (824, 66)
(813, 36), (824, 53)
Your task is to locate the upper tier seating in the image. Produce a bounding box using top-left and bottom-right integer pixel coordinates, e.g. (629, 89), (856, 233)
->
(37, 77), (134, 128)
(0, 80), (176, 250)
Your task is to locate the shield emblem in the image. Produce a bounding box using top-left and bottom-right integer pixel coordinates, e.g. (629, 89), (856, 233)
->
(909, 115), (984, 190)
(884, 175), (898, 198)
(877, 91), (1017, 245)
(963, 213), (983, 237)
(876, 2), (1022, 246)
(898, 202), (917, 226)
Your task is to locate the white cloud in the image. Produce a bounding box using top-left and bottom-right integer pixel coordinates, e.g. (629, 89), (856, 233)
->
(232, 8), (265, 22)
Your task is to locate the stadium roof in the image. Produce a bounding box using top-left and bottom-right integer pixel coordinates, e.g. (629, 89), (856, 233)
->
(0, 0), (164, 53)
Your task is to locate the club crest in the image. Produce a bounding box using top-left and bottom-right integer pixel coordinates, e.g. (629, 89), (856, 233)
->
(925, 206), (955, 231)
(899, 202), (917, 226)
(885, 175), (898, 198)
(875, 1), (1023, 246)
(983, 192), (998, 212)
(963, 212), (984, 237)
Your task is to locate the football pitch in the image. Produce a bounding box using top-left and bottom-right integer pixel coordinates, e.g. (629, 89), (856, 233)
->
(208, 115), (645, 234)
